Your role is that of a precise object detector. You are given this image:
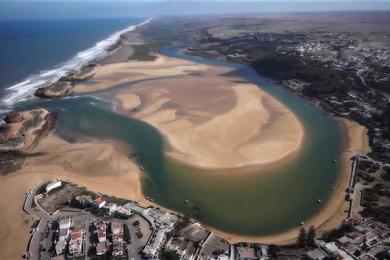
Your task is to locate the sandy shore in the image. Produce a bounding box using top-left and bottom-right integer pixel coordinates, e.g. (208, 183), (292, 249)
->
(0, 133), (149, 259)
(75, 55), (304, 169)
(0, 117), (369, 259)
(203, 118), (371, 244)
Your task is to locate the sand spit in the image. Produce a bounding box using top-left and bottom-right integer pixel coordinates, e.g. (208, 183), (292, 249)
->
(75, 55), (304, 169)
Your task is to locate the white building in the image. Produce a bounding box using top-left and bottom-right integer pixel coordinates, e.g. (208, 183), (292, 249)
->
(143, 229), (168, 258)
(111, 221), (123, 235)
(59, 218), (72, 229)
(116, 206), (132, 216)
(45, 180), (62, 193)
(55, 240), (66, 255)
(103, 202), (117, 215)
(58, 228), (69, 242)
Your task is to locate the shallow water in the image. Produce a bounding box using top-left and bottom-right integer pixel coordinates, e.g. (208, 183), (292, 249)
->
(16, 46), (344, 235)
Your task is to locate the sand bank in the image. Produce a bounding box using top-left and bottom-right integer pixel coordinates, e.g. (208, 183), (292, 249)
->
(75, 55), (304, 169)
(203, 118), (370, 244)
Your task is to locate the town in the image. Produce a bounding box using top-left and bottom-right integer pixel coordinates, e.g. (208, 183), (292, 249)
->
(24, 178), (390, 259)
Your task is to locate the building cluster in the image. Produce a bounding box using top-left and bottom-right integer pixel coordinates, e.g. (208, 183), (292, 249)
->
(166, 223), (231, 260)
(307, 219), (390, 259)
(54, 217), (85, 257)
(75, 195), (133, 216)
(138, 207), (178, 258)
(30, 177), (390, 260)
(285, 33), (390, 78)
(94, 219), (126, 257)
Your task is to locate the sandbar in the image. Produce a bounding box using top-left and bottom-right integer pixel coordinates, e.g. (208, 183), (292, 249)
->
(75, 54), (304, 169)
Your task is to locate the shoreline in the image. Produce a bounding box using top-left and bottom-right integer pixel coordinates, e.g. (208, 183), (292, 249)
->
(0, 19), (374, 258)
(0, 117), (369, 259)
(0, 18), (152, 110)
(199, 117), (370, 244)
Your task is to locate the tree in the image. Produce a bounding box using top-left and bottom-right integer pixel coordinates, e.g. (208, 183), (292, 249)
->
(123, 225), (131, 243)
(307, 226), (316, 247)
(297, 228), (307, 247)
(161, 250), (180, 260)
(268, 244), (280, 257)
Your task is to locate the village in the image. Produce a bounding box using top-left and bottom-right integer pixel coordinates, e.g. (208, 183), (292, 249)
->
(23, 176), (390, 260)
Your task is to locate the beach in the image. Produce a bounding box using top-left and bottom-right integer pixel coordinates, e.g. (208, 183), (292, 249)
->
(0, 27), (370, 257)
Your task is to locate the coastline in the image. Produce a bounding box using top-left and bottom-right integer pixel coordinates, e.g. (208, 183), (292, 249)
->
(0, 18), (152, 111)
(0, 19), (374, 258)
(0, 117), (369, 259)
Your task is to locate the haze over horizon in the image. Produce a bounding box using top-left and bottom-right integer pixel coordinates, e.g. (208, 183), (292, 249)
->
(1, 0), (390, 20)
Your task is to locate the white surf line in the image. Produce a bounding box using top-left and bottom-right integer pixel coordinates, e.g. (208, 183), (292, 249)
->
(1, 18), (152, 109)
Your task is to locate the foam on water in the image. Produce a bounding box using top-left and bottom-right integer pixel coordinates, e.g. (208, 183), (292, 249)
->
(1, 18), (151, 111)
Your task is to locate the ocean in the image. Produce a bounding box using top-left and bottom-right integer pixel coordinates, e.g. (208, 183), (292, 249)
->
(0, 17), (145, 113)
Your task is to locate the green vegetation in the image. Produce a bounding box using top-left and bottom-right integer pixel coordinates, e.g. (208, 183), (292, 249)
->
(31, 219), (40, 229)
(268, 244), (280, 257)
(251, 52), (356, 97)
(124, 224), (131, 243)
(322, 222), (354, 242)
(361, 206), (390, 226)
(381, 167), (390, 181)
(307, 226), (316, 247)
(296, 226), (316, 247)
(297, 228), (306, 247)
(161, 249), (180, 260)
(170, 215), (191, 237)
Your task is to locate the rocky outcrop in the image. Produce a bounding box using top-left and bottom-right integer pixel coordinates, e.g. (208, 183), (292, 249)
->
(35, 81), (74, 98)
(0, 108), (56, 174)
(34, 66), (95, 99)
(0, 108), (55, 151)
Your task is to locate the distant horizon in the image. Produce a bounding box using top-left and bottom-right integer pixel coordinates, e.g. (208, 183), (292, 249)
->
(1, 0), (390, 20)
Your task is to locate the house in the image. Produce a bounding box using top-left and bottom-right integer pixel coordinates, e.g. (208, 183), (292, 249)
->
(59, 218), (72, 229)
(98, 230), (106, 243)
(94, 219), (107, 244)
(307, 248), (327, 260)
(45, 180), (62, 193)
(116, 206), (132, 216)
(94, 198), (106, 208)
(143, 229), (168, 258)
(111, 221), (123, 235)
(103, 202), (117, 215)
(96, 242), (107, 256)
(58, 228), (69, 242)
(68, 229), (84, 256)
(55, 240), (66, 255)
(236, 246), (257, 260)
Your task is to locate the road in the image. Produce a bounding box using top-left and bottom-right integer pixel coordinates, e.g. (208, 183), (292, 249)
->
(24, 179), (52, 260)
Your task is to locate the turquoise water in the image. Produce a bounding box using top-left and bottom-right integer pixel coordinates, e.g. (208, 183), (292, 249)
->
(16, 48), (344, 236)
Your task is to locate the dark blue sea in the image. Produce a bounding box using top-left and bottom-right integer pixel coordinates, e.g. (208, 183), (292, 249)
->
(0, 17), (144, 112)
